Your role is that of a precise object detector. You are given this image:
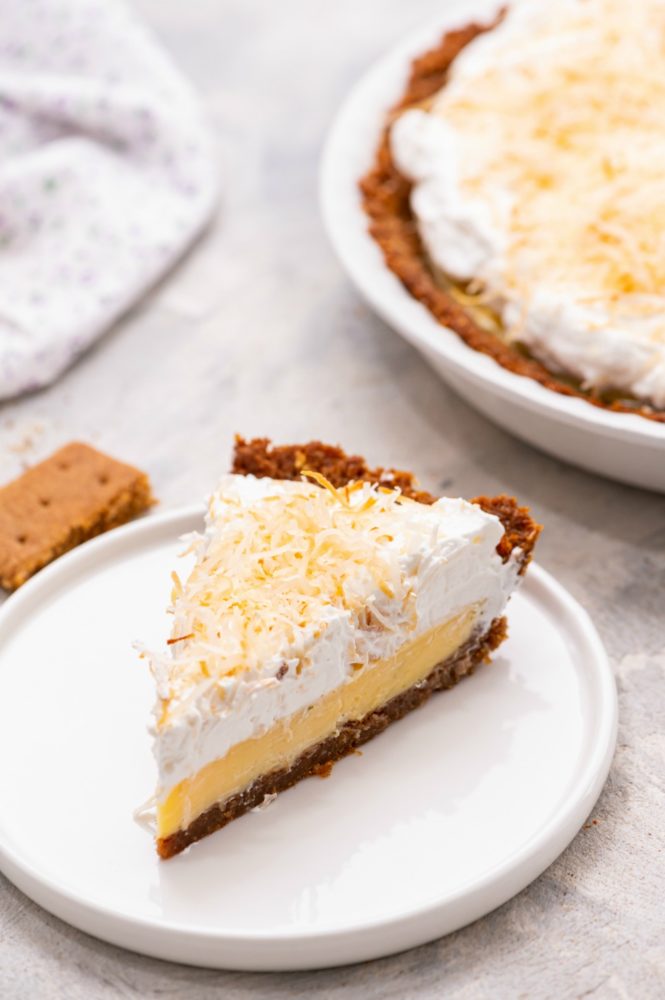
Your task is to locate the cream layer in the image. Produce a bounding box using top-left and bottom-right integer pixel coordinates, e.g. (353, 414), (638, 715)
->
(391, 0), (665, 406)
(146, 475), (519, 799)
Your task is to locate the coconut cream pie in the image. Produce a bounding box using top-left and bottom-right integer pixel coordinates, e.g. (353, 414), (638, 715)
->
(138, 438), (539, 858)
(362, 0), (665, 420)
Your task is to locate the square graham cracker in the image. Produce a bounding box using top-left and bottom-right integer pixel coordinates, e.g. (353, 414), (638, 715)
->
(0, 442), (155, 591)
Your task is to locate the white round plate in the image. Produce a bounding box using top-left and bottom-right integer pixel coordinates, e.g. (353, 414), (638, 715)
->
(0, 509), (616, 971)
(320, 0), (665, 493)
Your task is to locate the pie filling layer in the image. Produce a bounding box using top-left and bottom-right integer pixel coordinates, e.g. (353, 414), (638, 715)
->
(157, 606), (477, 839)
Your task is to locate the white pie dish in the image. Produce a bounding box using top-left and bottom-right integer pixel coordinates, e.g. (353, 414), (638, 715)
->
(319, 0), (665, 493)
(0, 508), (616, 970)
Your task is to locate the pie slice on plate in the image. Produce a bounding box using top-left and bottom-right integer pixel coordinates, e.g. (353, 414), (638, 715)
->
(139, 438), (540, 858)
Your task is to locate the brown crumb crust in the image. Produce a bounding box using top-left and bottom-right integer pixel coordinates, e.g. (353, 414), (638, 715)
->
(233, 436), (540, 574)
(358, 20), (665, 424)
(157, 616), (507, 859)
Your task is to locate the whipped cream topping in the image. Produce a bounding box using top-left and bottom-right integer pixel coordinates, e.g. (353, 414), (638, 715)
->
(143, 474), (521, 794)
(391, 0), (665, 407)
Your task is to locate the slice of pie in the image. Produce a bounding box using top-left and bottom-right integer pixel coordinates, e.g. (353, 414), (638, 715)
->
(140, 438), (539, 858)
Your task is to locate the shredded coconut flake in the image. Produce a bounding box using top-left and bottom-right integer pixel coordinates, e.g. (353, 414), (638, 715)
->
(148, 474), (436, 717)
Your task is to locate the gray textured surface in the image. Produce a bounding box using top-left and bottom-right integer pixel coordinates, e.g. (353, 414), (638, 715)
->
(1, 1), (664, 996)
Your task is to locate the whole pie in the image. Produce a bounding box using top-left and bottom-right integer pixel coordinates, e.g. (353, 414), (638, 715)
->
(361, 0), (665, 422)
(138, 437), (539, 858)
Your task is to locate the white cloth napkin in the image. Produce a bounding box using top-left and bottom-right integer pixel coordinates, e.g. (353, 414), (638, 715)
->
(0, 0), (217, 399)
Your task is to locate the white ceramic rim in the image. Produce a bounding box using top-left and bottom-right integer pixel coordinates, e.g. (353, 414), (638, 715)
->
(319, 3), (665, 448)
(0, 509), (617, 969)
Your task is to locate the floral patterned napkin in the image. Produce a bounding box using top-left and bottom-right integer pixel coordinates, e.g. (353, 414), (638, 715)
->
(0, 0), (217, 399)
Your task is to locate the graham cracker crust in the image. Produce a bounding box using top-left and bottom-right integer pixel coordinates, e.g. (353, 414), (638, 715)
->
(233, 436), (540, 575)
(358, 20), (665, 424)
(156, 438), (539, 858)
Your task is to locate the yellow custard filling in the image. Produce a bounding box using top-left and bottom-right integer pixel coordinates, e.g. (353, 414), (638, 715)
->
(157, 606), (478, 838)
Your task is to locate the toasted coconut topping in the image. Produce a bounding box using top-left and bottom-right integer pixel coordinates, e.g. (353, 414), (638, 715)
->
(150, 475), (442, 715)
(427, 0), (665, 327)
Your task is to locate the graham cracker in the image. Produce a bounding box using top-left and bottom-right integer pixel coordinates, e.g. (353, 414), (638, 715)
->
(0, 442), (155, 591)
